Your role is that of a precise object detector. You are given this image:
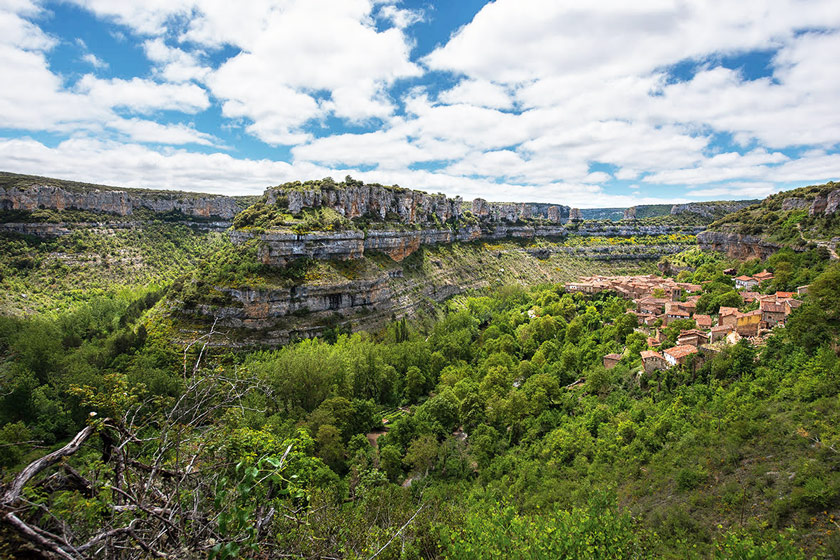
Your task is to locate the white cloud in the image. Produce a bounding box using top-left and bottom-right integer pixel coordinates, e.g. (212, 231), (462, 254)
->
(143, 38), (208, 82)
(67, 0), (421, 144)
(81, 52), (108, 69)
(2, 0), (839, 207)
(437, 79), (513, 110)
(75, 76), (210, 114)
(108, 118), (216, 146)
(377, 4), (424, 29)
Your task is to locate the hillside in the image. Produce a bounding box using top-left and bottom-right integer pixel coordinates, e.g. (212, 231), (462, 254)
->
(699, 182), (840, 259)
(1, 173), (839, 559)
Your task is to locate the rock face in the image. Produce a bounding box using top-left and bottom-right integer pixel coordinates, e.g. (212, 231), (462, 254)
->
(265, 184), (570, 226)
(623, 207), (637, 220)
(828, 189), (840, 215)
(470, 198), (568, 223)
(670, 201), (753, 218)
(568, 208), (583, 222)
(809, 188), (840, 216)
(234, 223), (703, 265)
(180, 238), (691, 347)
(267, 184), (463, 224)
(781, 197), (809, 211)
(810, 194), (828, 216)
(696, 231), (781, 260)
(0, 184), (241, 219)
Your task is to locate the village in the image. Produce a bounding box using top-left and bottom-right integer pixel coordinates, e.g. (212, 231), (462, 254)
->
(565, 270), (808, 376)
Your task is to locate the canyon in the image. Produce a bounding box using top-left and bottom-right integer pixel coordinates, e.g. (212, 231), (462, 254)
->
(0, 172), (242, 219)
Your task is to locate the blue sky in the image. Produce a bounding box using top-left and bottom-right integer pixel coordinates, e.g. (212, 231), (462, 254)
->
(0, 0), (839, 207)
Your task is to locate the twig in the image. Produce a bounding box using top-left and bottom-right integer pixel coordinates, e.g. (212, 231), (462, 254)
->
(366, 505), (425, 560)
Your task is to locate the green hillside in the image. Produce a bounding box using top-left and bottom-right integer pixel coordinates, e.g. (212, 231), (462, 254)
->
(711, 182), (839, 246)
(0, 180), (838, 559)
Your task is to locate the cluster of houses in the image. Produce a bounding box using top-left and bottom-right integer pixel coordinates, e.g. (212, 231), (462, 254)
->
(566, 272), (808, 376)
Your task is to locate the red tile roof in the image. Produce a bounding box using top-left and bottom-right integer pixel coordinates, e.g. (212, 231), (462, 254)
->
(640, 350), (664, 360)
(760, 301), (786, 313)
(694, 314), (712, 327)
(664, 345), (699, 360)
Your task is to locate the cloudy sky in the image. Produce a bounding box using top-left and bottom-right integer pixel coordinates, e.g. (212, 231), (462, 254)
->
(1, 0), (839, 207)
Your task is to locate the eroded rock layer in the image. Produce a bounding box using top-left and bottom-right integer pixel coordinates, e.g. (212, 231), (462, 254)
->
(233, 224), (701, 265)
(0, 183), (241, 219)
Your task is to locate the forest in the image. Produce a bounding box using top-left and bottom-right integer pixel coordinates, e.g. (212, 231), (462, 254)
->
(0, 230), (839, 558)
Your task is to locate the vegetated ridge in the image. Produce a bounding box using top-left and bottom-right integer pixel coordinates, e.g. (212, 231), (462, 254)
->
(0, 171), (250, 221)
(698, 181), (840, 259)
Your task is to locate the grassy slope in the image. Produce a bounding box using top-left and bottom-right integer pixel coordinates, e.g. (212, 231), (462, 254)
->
(711, 182), (840, 247)
(0, 225), (226, 315)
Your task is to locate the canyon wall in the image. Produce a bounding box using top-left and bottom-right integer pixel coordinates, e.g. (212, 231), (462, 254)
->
(670, 201), (754, 218)
(0, 184), (241, 219)
(470, 198), (568, 223)
(267, 184), (464, 224)
(180, 241), (685, 347)
(265, 183), (569, 225)
(696, 231), (782, 260)
(809, 187), (840, 216)
(233, 224), (702, 265)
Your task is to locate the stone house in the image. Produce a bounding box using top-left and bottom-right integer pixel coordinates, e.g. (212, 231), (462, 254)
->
(640, 350), (667, 373)
(663, 345), (699, 367)
(753, 269), (774, 283)
(784, 299), (802, 315)
(736, 310), (762, 337)
(710, 324), (732, 342)
(760, 301), (786, 327)
(676, 329), (710, 347)
(603, 353), (622, 369)
(664, 308), (691, 325)
(694, 314), (713, 329)
(638, 297), (667, 315)
(719, 307), (740, 329)
(735, 275), (759, 290)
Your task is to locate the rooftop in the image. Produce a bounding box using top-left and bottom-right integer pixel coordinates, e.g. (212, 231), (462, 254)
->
(664, 345), (699, 360)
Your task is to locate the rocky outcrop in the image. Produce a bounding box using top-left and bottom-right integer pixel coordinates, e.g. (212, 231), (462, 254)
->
(828, 189), (840, 215)
(1, 220), (232, 238)
(470, 198), (568, 223)
(267, 184), (463, 224)
(670, 201), (753, 218)
(233, 223), (702, 265)
(811, 188), (840, 216)
(781, 197), (809, 211)
(265, 183), (570, 226)
(568, 208), (582, 222)
(0, 184), (241, 219)
(696, 231), (782, 260)
(623, 207), (637, 220)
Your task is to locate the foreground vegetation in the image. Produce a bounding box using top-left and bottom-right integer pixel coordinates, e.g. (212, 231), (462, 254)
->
(1, 234), (839, 557)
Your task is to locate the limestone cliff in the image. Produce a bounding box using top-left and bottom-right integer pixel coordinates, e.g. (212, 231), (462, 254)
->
(263, 183), (570, 226)
(700, 181), (840, 258)
(470, 198), (568, 223)
(232, 222), (700, 265)
(695, 231), (782, 260)
(0, 172), (242, 220)
(174, 240), (681, 347)
(265, 181), (463, 224)
(670, 200), (755, 219)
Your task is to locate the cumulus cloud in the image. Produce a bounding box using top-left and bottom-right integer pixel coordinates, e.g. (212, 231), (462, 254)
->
(1, 0), (839, 205)
(75, 76), (210, 114)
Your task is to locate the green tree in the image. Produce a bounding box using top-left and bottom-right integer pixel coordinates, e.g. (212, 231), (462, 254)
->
(316, 424), (346, 474)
